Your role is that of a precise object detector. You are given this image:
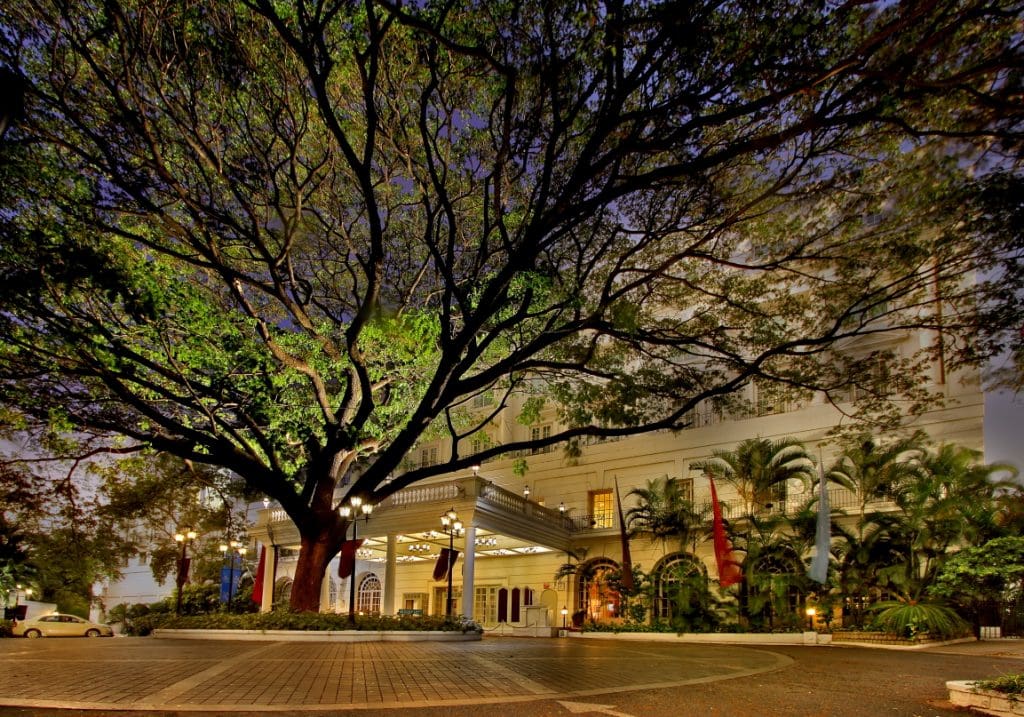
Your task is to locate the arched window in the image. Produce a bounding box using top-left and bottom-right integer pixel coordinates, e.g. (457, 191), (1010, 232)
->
(654, 553), (706, 620)
(356, 573), (382, 615)
(328, 576), (338, 610)
(498, 588), (509, 622)
(275, 578), (293, 607)
(743, 549), (804, 629)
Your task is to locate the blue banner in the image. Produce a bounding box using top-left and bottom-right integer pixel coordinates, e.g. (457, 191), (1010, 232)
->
(219, 566), (240, 603)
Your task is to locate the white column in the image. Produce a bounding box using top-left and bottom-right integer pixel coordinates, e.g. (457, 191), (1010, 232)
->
(320, 563), (333, 613)
(384, 533), (397, 615)
(260, 545), (277, 613)
(462, 525), (476, 620)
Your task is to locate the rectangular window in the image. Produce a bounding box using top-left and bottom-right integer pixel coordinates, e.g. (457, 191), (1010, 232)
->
(432, 586), (461, 616)
(420, 446), (438, 468)
(402, 592), (428, 611)
(678, 478), (694, 503)
(849, 355), (899, 402)
(471, 391), (494, 408)
(471, 431), (493, 455)
(475, 586), (499, 625)
(589, 489), (614, 529)
(683, 401), (723, 429)
(530, 425), (552, 454)
(755, 381), (785, 416)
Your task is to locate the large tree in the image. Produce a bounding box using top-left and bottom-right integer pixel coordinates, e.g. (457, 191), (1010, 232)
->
(1, 0), (1022, 610)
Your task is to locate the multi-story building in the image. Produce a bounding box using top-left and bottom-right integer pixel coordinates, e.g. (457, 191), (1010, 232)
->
(250, 348), (985, 630)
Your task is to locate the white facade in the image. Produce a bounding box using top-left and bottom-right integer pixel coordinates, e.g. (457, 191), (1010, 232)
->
(251, 357), (986, 628)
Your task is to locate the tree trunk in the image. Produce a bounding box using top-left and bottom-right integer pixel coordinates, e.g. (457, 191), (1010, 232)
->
(289, 531), (343, 612)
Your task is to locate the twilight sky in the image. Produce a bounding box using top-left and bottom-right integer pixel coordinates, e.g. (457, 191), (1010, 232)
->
(984, 389), (1024, 476)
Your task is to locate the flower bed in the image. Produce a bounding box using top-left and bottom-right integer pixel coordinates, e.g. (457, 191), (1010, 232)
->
(126, 610), (483, 637)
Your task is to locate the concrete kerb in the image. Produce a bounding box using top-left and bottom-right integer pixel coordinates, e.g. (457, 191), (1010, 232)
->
(153, 627), (482, 642)
(143, 627), (982, 648)
(947, 680), (1024, 717)
(566, 630), (833, 646)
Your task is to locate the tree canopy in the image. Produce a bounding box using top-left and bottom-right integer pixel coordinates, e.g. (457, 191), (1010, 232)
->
(1, 0), (1022, 610)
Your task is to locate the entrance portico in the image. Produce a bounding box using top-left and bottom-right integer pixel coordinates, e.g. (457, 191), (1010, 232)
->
(250, 475), (576, 620)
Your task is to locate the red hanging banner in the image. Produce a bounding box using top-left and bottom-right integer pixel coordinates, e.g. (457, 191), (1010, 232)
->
(432, 548), (459, 581)
(709, 476), (742, 587)
(338, 539), (365, 579)
(252, 545), (266, 606)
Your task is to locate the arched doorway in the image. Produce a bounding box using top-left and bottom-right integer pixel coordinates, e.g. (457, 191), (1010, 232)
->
(576, 558), (621, 625)
(539, 588), (560, 628)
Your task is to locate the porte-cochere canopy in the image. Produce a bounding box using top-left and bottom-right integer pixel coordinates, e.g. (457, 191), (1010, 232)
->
(249, 474), (592, 620)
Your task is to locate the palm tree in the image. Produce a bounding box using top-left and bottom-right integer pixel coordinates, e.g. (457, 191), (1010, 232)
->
(916, 443), (1018, 546)
(827, 431), (928, 525)
(694, 437), (815, 517)
(625, 476), (704, 555)
(833, 437), (1013, 634)
(878, 443), (1019, 601)
(821, 432), (926, 625)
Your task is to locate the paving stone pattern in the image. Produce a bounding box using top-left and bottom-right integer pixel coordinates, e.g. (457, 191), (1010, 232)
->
(0, 637), (788, 711)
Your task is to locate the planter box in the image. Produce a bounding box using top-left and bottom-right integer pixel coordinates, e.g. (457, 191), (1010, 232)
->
(153, 628), (481, 642)
(833, 630), (922, 644)
(831, 631), (974, 649)
(948, 681), (1024, 716)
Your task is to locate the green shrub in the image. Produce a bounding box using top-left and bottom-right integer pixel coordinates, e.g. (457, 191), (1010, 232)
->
(974, 674), (1024, 698)
(869, 600), (970, 640)
(130, 610), (483, 634)
(0, 619), (12, 638)
(108, 602), (157, 635)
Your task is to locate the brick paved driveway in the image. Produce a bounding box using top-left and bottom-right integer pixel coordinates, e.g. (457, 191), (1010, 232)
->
(2, 636), (1023, 716)
(0, 636), (787, 712)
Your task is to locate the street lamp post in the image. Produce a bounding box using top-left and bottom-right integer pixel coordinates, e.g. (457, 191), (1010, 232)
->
(340, 496), (374, 625)
(174, 526), (197, 616)
(439, 508), (463, 619)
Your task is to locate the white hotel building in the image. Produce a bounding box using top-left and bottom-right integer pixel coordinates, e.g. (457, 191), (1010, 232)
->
(248, 340), (985, 631)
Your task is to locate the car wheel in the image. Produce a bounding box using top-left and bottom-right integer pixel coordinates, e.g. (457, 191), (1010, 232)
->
(24, 629), (41, 639)
(85, 629), (101, 638)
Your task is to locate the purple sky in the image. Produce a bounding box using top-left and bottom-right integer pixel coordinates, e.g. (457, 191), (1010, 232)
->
(984, 389), (1024, 475)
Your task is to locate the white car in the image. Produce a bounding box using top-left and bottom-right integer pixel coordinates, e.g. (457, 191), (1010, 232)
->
(13, 613), (114, 638)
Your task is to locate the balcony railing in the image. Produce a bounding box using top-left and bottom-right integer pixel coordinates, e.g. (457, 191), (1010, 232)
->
(259, 482), (890, 536)
(378, 480), (461, 508)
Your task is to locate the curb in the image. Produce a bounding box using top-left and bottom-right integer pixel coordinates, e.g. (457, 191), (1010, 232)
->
(153, 627), (482, 642)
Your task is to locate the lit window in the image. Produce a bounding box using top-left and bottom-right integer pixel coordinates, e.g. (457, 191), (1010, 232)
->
(356, 574), (382, 614)
(589, 489), (614, 528)
(475, 586), (499, 625)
